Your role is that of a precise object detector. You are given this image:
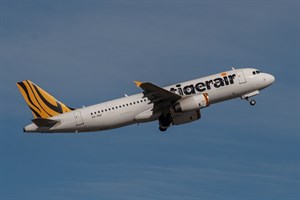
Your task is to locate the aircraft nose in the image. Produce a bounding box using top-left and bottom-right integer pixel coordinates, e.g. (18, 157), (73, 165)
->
(263, 73), (275, 86)
(267, 74), (275, 85)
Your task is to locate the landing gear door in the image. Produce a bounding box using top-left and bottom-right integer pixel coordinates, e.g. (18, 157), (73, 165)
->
(236, 70), (247, 84)
(73, 111), (84, 126)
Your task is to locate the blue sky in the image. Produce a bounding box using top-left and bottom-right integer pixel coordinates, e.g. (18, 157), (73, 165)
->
(0, 1), (299, 199)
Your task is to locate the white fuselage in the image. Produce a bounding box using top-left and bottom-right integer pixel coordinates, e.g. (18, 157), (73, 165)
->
(24, 68), (275, 133)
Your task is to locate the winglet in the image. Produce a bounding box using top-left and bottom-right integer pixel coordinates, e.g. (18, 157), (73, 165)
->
(134, 81), (143, 87)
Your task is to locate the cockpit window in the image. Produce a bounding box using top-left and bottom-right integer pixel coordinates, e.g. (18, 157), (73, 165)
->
(253, 70), (261, 75)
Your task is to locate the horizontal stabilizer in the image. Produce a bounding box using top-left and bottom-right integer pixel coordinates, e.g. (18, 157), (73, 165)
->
(32, 118), (60, 127)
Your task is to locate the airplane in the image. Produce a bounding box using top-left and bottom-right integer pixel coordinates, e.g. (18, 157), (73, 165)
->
(17, 67), (275, 133)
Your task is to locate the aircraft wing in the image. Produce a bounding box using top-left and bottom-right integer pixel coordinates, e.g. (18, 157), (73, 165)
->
(134, 81), (181, 105)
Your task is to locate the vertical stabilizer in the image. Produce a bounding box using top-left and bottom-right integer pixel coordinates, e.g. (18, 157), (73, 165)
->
(16, 80), (74, 119)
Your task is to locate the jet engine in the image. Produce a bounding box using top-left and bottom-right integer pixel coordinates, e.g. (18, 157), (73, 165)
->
(173, 93), (209, 113)
(172, 110), (201, 125)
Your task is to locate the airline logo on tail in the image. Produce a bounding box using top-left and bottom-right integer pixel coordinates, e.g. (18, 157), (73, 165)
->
(16, 80), (74, 119)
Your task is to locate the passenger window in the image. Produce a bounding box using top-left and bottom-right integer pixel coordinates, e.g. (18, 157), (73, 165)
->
(253, 71), (256, 75)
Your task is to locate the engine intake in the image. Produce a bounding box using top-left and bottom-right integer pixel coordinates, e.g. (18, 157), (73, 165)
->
(174, 93), (209, 113)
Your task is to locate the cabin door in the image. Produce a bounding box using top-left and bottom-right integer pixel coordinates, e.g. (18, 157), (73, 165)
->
(74, 111), (84, 126)
(236, 70), (247, 84)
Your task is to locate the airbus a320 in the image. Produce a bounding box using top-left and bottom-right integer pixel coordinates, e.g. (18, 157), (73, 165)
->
(17, 67), (275, 133)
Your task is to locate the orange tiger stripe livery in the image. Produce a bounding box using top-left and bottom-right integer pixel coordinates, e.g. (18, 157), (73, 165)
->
(16, 80), (74, 119)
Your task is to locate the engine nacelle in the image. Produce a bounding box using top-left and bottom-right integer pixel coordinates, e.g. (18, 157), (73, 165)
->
(173, 93), (209, 113)
(172, 110), (201, 125)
